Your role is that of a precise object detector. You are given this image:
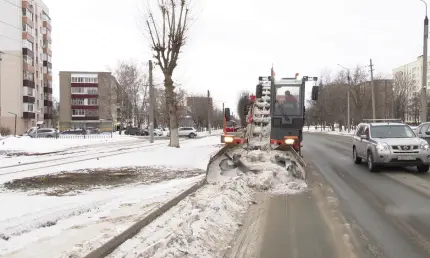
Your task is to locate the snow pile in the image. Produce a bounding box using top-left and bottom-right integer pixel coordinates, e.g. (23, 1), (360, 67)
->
(0, 135), (137, 155)
(108, 149), (306, 258)
(108, 173), (253, 258)
(241, 149), (307, 195)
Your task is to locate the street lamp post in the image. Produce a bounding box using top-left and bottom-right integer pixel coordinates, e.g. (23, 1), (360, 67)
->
(420, 0), (428, 123)
(337, 64), (351, 132)
(8, 112), (17, 136)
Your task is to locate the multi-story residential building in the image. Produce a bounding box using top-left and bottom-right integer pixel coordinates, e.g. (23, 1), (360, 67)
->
(0, 0), (52, 135)
(392, 55), (430, 122)
(59, 71), (118, 132)
(392, 55), (430, 92)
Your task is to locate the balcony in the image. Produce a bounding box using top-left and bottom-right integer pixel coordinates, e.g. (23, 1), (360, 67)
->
(44, 73), (52, 81)
(23, 112), (35, 119)
(22, 16), (34, 28)
(22, 48), (34, 58)
(23, 79), (35, 88)
(43, 61), (52, 69)
(71, 82), (98, 88)
(44, 100), (53, 107)
(23, 63), (35, 73)
(43, 47), (52, 56)
(43, 20), (51, 31)
(23, 96), (35, 103)
(44, 114), (53, 119)
(72, 116), (99, 121)
(22, 1), (35, 12)
(43, 34), (52, 43)
(44, 87), (53, 94)
(71, 105), (98, 110)
(22, 32), (34, 43)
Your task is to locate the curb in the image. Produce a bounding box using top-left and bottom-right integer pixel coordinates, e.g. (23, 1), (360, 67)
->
(84, 144), (228, 258)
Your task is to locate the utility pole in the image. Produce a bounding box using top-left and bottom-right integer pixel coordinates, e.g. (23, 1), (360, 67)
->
(369, 59), (376, 119)
(0, 51), (3, 127)
(148, 60), (154, 143)
(347, 72), (351, 132)
(207, 90), (211, 135)
(421, 0), (428, 123)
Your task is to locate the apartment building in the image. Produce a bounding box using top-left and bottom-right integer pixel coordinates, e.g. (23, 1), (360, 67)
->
(392, 55), (430, 92)
(0, 0), (53, 135)
(59, 72), (118, 132)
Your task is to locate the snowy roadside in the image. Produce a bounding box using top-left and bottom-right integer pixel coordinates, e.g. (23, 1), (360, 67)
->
(0, 136), (224, 257)
(107, 149), (306, 258)
(0, 134), (140, 156)
(303, 127), (355, 137)
(0, 176), (204, 258)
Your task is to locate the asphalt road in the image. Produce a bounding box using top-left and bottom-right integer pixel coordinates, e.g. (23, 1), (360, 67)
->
(226, 132), (430, 258)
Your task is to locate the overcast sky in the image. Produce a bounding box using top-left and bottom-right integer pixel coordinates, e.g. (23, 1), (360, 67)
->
(42, 0), (427, 111)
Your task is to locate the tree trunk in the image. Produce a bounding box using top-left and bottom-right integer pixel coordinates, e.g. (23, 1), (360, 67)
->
(165, 75), (180, 147)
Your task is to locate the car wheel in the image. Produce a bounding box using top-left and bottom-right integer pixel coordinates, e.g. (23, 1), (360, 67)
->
(189, 133), (196, 138)
(367, 151), (379, 172)
(353, 147), (362, 164)
(417, 165), (429, 173)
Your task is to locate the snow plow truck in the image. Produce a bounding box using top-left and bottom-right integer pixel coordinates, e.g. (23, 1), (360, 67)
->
(221, 71), (319, 164)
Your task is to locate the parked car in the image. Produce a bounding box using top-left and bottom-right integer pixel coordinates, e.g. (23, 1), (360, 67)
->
(125, 127), (145, 136)
(25, 127), (58, 138)
(352, 120), (430, 173)
(61, 128), (88, 135)
(167, 127), (197, 138)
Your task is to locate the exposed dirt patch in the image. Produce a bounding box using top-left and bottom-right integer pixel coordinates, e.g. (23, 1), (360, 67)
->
(3, 166), (204, 196)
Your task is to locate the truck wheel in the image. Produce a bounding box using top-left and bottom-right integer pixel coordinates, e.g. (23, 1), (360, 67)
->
(353, 147), (362, 164)
(417, 165), (429, 173)
(367, 151), (379, 172)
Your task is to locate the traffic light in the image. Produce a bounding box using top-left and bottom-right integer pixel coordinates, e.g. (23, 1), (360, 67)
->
(225, 108), (231, 121)
(256, 84), (263, 98)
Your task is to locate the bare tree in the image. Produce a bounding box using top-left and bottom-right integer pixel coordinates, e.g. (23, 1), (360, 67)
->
(145, 0), (190, 147)
(237, 91), (251, 126)
(187, 94), (208, 130)
(393, 71), (413, 121)
(114, 61), (146, 127)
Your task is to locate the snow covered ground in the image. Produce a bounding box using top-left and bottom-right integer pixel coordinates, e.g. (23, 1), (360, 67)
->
(0, 134), (139, 155)
(303, 126), (355, 136)
(108, 149), (306, 258)
(0, 136), (224, 257)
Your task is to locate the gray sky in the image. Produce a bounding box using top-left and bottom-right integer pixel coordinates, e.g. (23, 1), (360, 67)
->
(43, 0), (427, 110)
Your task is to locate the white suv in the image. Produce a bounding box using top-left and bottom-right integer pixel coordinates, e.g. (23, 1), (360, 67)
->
(168, 127), (197, 138)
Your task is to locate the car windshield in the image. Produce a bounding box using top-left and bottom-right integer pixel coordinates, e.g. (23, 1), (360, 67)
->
(371, 125), (416, 138)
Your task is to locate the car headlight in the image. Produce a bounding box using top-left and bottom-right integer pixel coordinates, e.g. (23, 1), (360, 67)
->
(376, 143), (389, 151)
(420, 142), (429, 150)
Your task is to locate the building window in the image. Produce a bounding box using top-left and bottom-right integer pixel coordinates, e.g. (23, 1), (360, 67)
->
(24, 55), (33, 66)
(88, 98), (98, 105)
(24, 71), (34, 81)
(28, 103), (34, 112)
(23, 24), (33, 35)
(72, 99), (85, 105)
(27, 87), (33, 96)
(71, 87), (84, 93)
(72, 109), (85, 116)
(86, 110), (98, 116)
(87, 88), (98, 94)
(22, 40), (33, 51)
